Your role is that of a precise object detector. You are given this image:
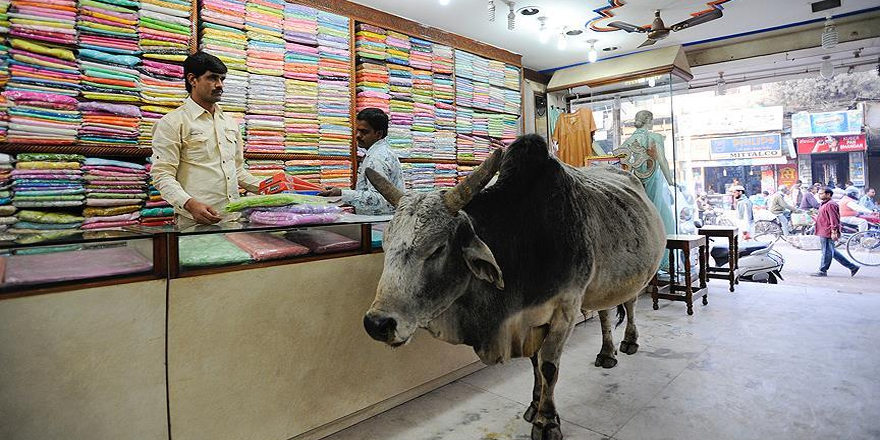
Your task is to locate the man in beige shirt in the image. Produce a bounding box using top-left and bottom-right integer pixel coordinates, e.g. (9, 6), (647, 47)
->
(151, 52), (263, 226)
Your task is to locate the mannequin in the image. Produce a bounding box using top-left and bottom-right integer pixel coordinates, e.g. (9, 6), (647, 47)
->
(615, 110), (676, 269)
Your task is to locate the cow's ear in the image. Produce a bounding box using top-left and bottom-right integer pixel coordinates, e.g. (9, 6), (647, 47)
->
(463, 235), (504, 290)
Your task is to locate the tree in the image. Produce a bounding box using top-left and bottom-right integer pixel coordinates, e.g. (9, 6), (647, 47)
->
(761, 71), (880, 113)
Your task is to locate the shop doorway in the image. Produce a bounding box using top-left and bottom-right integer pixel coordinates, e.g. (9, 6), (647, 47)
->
(811, 153), (849, 185)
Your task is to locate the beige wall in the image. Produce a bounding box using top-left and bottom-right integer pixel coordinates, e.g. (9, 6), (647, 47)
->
(168, 253), (479, 440)
(0, 280), (169, 440)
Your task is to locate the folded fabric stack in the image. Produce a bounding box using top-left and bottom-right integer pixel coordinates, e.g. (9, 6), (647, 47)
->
(3, 89), (80, 145)
(0, 153), (12, 204)
(435, 101), (455, 131)
(411, 69), (435, 142)
(283, 2), (317, 45)
(473, 111), (489, 137)
(488, 59), (505, 88)
(456, 106), (473, 135)
(82, 158), (147, 229)
(284, 41), (318, 81)
(504, 88), (522, 115)
(138, 0), (191, 114)
(434, 163), (457, 189)
(473, 81), (491, 112)
(10, 209), (83, 234)
(78, 0), (139, 66)
(388, 63), (413, 157)
(9, 0), (77, 45)
(385, 30), (410, 66)
(456, 133), (475, 161)
(432, 43), (453, 75)
(244, 158), (283, 178)
(409, 37), (432, 71)
(245, 0), (285, 76)
(433, 72), (454, 105)
(179, 234), (254, 267)
(354, 23), (389, 113)
(0, 204), (16, 239)
(502, 114), (519, 143)
(0, 0), (10, 36)
(472, 53), (490, 83)
(454, 49), (474, 80)
(244, 112), (285, 153)
(473, 135), (493, 161)
(316, 11), (351, 157)
(320, 159), (351, 188)
(457, 164), (474, 183)
(142, 161), (173, 226)
(11, 153), (85, 209)
(402, 162), (434, 192)
(78, 48), (141, 107)
(224, 231), (311, 260)
(221, 69), (248, 117)
(200, 0), (247, 71)
(283, 78), (319, 154)
(355, 23), (385, 62)
(244, 204), (341, 227)
(488, 84), (505, 113)
(456, 76), (473, 108)
(0, 94), (8, 141)
(78, 101), (142, 148)
(284, 159), (320, 185)
(504, 64), (520, 91)
(284, 229), (359, 254)
(410, 131), (433, 159)
(434, 130), (456, 160)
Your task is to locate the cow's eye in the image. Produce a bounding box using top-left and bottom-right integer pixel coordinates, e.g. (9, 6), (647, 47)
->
(427, 245), (445, 259)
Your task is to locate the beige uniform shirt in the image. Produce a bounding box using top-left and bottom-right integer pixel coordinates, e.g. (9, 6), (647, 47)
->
(150, 97), (263, 222)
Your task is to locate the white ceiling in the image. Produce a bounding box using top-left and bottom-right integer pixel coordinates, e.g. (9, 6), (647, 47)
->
(346, 0), (880, 71)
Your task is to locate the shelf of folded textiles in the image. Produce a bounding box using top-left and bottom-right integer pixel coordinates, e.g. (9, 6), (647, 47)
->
(0, 143), (152, 158)
(453, 103), (522, 118)
(453, 74), (522, 94)
(243, 153), (353, 161)
(399, 158), (458, 165)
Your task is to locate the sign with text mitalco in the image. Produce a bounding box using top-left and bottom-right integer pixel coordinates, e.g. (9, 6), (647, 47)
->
(710, 134), (782, 160)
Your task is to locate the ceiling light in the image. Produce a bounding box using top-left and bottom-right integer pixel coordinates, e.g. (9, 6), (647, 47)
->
(820, 55), (834, 79)
(507, 2), (516, 30)
(487, 0), (495, 22)
(586, 39), (598, 63)
(565, 29), (583, 36)
(517, 6), (540, 16)
(439, 0), (450, 5)
(821, 17), (838, 49)
(537, 16), (549, 43)
(716, 72), (726, 95)
(557, 33), (567, 51)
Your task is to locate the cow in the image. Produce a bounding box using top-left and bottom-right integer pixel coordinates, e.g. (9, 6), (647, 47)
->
(362, 134), (665, 440)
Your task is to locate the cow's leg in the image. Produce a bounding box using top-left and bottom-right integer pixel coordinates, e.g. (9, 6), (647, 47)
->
(594, 309), (618, 368)
(619, 297), (639, 355)
(523, 354), (541, 422)
(530, 315), (575, 440)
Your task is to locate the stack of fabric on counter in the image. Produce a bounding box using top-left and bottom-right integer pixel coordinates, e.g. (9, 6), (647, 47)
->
(409, 37), (432, 71)
(282, 2), (317, 45)
(320, 159), (351, 188)
(457, 164), (474, 183)
(4, 37), (81, 144)
(385, 30), (410, 66)
(432, 43), (453, 75)
(224, 193), (340, 227)
(434, 163), (457, 189)
(82, 158), (147, 230)
(142, 161), (174, 226)
(504, 64), (520, 90)
(9, 0), (77, 45)
(284, 159), (320, 186)
(11, 153), (85, 209)
(402, 162), (435, 192)
(283, 77), (319, 154)
(245, 0), (284, 76)
(316, 11), (351, 158)
(78, 102), (141, 147)
(244, 158), (283, 178)
(10, 209), (82, 235)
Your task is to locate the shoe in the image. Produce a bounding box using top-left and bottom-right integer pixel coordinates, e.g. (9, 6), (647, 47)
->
(811, 272), (828, 277)
(851, 267), (860, 277)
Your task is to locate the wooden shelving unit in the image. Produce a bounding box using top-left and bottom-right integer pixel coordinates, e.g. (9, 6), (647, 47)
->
(0, 143), (152, 158)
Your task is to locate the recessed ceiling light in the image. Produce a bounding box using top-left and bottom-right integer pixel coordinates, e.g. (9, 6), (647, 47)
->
(602, 46), (618, 52)
(565, 29), (583, 36)
(517, 6), (540, 16)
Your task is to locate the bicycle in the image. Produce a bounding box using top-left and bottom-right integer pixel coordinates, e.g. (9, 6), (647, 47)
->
(753, 213), (815, 247)
(845, 215), (880, 266)
(701, 208), (734, 227)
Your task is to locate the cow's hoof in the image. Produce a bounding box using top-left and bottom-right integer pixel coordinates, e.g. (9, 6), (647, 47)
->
(523, 402), (538, 422)
(594, 353), (617, 368)
(619, 340), (639, 355)
(531, 421), (563, 440)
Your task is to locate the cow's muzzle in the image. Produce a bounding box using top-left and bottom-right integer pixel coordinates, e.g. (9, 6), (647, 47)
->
(363, 312), (399, 345)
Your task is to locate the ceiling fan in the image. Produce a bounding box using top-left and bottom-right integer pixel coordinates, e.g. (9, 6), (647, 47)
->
(608, 8), (723, 48)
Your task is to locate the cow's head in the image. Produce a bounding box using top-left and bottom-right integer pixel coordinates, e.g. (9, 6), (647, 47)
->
(363, 149), (504, 347)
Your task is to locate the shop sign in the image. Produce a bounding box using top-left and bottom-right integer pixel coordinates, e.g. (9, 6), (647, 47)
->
(710, 134), (782, 160)
(849, 151), (866, 186)
(791, 109), (863, 138)
(798, 156), (812, 186)
(777, 163), (799, 188)
(795, 134), (867, 154)
(684, 106), (783, 136)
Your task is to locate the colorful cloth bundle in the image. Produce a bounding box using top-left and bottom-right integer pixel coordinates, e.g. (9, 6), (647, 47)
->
(283, 2), (317, 46)
(200, 0), (244, 32)
(283, 78), (319, 154)
(457, 164), (474, 183)
(79, 49), (142, 104)
(456, 133), (475, 160)
(283, 228), (359, 254)
(78, 100), (142, 147)
(3, 246), (153, 284)
(78, 0), (139, 55)
(0, 153), (13, 209)
(409, 37), (432, 71)
(11, 153), (85, 209)
(402, 162), (434, 192)
(385, 30), (410, 66)
(82, 157), (147, 229)
(138, 0), (192, 54)
(504, 64), (520, 91)
(284, 159), (320, 184)
(179, 234), (254, 267)
(243, 204), (341, 228)
(488, 59), (505, 88)
(0, 0), (10, 35)
(201, 19), (247, 71)
(244, 158), (283, 178)
(432, 43), (453, 75)
(224, 231), (310, 260)
(0, 94), (8, 141)
(434, 130), (457, 160)
(219, 68), (248, 114)
(9, 0), (77, 45)
(244, 113), (285, 153)
(3, 89), (81, 145)
(315, 11), (351, 158)
(434, 163), (457, 188)
(141, 161), (173, 226)
(319, 159), (351, 188)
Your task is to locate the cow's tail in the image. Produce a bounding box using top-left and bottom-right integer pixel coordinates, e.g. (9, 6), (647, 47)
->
(615, 304), (625, 328)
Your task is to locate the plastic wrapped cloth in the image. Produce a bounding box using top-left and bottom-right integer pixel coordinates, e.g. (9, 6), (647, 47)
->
(225, 232), (310, 261)
(83, 205), (140, 217)
(283, 229), (359, 254)
(224, 193), (328, 212)
(242, 204), (342, 216)
(248, 211), (339, 226)
(179, 234), (255, 267)
(4, 247), (153, 285)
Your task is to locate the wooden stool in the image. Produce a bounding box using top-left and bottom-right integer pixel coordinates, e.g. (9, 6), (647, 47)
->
(651, 234), (708, 315)
(698, 225), (739, 292)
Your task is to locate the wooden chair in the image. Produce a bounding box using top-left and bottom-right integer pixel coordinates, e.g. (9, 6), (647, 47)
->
(650, 234), (709, 315)
(697, 225), (739, 292)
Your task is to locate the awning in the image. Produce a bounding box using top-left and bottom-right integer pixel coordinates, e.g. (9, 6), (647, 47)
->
(547, 45), (692, 92)
(690, 157), (790, 168)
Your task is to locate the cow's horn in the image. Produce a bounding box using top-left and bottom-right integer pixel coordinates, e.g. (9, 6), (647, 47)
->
(365, 168), (403, 208)
(443, 148), (503, 213)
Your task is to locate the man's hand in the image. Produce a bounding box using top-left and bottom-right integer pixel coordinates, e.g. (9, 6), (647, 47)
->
(184, 198), (222, 224)
(831, 230), (840, 242)
(318, 187), (342, 197)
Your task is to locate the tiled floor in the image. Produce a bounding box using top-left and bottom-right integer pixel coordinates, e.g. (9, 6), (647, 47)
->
(324, 281), (880, 440)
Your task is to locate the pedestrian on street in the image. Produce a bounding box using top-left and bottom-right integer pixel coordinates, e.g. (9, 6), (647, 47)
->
(812, 187), (860, 277)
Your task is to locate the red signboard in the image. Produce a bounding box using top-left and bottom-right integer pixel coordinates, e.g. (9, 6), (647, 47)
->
(796, 134), (866, 154)
(777, 164), (799, 188)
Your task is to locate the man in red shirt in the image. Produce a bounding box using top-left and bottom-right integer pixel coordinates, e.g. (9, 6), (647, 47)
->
(812, 187), (860, 277)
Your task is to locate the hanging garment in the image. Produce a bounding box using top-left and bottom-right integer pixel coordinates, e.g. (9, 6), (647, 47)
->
(551, 107), (597, 167)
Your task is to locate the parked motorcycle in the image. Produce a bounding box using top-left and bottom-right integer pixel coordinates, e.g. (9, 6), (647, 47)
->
(710, 240), (785, 284)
